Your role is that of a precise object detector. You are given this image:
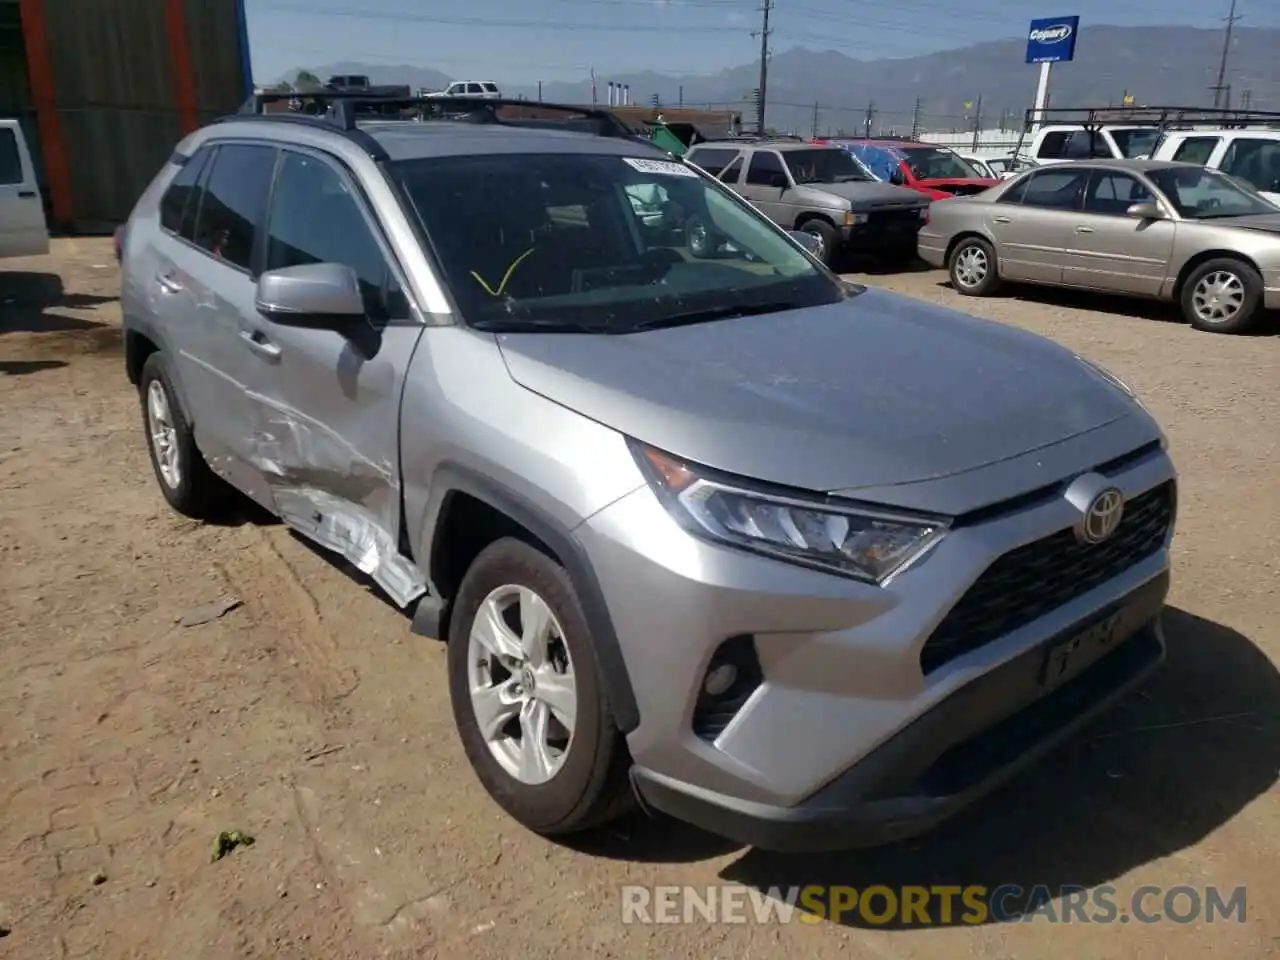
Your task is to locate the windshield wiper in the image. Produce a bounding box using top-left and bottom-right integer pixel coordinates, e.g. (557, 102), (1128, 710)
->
(624, 301), (800, 332)
(833, 174), (869, 182)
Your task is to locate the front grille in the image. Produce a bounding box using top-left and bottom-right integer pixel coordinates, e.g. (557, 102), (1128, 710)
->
(868, 209), (923, 237)
(919, 481), (1175, 674)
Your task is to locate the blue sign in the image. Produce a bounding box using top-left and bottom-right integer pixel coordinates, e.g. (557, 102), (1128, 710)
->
(1025, 15), (1080, 64)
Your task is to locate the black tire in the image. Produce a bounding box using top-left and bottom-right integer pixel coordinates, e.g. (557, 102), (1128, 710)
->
(138, 352), (223, 518)
(1179, 257), (1265, 334)
(686, 214), (714, 258)
(447, 537), (633, 836)
(948, 235), (1002, 296)
(798, 218), (838, 267)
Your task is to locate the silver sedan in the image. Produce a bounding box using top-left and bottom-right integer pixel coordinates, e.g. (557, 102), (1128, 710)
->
(918, 158), (1280, 334)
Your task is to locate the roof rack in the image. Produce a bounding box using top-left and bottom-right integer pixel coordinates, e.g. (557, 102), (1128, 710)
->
(1010, 105), (1280, 160)
(234, 91), (638, 138)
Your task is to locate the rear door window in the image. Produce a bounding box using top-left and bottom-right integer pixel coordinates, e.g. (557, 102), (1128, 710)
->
(159, 147), (212, 237)
(718, 155), (744, 183)
(1171, 137), (1222, 166)
(1220, 138), (1280, 194)
(0, 128), (22, 184)
(1020, 168), (1089, 210)
(745, 150), (785, 186)
(191, 144), (277, 272)
(685, 148), (737, 176)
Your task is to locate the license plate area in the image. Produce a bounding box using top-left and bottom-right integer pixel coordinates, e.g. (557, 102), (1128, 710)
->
(1040, 608), (1127, 691)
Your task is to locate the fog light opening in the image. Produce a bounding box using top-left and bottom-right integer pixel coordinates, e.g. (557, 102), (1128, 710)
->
(703, 663), (738, 697)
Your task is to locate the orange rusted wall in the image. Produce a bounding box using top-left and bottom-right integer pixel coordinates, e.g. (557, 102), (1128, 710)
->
(20, 0), (250, 230)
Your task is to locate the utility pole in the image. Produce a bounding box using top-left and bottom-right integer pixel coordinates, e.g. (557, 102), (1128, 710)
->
(1210, 0), (1242, 108)
(752, 0), (773, 134)
(910, 96), (922, 139)
(971, 94), (983, 150)
(811, 101), (819, 139)
(863, 100), (876, 138)
(678, 85), (684, 106)
(1241, 87), (1253, 110)
(537, 80), (542, 102)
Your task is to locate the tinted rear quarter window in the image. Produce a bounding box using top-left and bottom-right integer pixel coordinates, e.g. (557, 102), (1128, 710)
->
(0, 128), (23, 184)
(192, 144), (277, 271)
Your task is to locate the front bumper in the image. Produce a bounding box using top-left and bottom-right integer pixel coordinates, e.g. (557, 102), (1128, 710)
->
(841, 216), (925, 252)
(575, 440), (1175, 823)
(631, 577), (1166, 852)
(916, 227), (948, 268)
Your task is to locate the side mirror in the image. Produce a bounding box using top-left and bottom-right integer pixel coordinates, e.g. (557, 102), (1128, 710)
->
(1126, 202), (1165, 221)
(888, 168), (907, 186)
(770, 172), (789, 188)
(787, 230), (820, 255)
(255, 263), (366, 327)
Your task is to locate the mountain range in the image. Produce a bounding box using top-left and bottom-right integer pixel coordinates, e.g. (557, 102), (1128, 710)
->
(290, 24), (1280, 135)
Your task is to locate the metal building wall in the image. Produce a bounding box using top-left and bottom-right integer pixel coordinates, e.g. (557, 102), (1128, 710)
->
(22, 0), (250, 230)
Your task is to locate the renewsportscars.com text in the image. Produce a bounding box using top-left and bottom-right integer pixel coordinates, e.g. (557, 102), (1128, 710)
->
(621, 883), (1248, 926)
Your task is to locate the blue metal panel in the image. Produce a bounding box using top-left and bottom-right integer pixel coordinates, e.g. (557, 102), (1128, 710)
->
(1025, 16), (1080, 65)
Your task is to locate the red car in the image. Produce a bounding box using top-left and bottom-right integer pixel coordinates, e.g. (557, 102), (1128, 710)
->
(815, 138), (999, 200)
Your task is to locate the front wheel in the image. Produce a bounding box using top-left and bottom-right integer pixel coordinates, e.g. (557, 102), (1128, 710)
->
(799, 219), (838, 267)
(948, 235), (1002, 296)
(1180, 258), (1264, 334)
(447, 538), (633, 836)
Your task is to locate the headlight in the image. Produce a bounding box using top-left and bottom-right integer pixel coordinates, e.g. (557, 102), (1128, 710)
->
(631, 442), (948, 584)
(844, 211), (869, 226)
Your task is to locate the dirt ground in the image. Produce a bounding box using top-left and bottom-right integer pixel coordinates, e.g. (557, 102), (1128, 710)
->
(1, 240), (1277, 959)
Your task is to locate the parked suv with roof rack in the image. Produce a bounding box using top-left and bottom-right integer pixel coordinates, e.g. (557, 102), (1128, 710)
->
(117, 92), (1177, 852)
(685, 139), (930, 265)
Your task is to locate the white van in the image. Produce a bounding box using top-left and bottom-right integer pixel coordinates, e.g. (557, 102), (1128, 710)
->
(1149, 129), (1280, 206)
(0, 118), (49, 259)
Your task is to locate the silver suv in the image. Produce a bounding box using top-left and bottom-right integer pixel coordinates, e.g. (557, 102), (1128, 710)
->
(119, 96), (1177, 852)
(685, 139), (930, 266)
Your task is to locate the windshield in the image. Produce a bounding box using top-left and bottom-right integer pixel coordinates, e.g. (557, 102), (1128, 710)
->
(1148, 166), (1277, 219)
(782, 148), (872, 184)
(1111, 128), (1161, 159)
(394, 153), (845, 333)
(900, 147), (981, 180)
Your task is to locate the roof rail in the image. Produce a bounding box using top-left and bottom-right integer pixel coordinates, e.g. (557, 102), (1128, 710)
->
(235, 91), (638, 139)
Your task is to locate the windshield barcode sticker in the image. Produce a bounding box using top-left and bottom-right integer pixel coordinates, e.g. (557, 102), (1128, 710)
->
(623, 157), (699, 178)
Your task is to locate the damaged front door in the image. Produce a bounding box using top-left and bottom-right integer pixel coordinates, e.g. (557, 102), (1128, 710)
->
(242, 148), (428, 607)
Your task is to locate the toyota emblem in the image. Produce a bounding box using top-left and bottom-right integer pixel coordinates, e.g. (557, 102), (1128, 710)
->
(1076, 488), (1125, 545)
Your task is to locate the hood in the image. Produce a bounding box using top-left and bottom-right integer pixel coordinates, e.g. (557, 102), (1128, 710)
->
(496, 289), (1145, 501)
(1222, 212), (1280, 235)
(915, 177), (1000, 196)
(796, 180), (927, 208)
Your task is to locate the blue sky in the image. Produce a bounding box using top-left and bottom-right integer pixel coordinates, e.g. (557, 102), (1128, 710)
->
(245, 0), (1278, 85)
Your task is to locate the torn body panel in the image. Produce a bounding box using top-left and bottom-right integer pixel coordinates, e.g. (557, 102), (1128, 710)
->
(238, 323), (429, 608)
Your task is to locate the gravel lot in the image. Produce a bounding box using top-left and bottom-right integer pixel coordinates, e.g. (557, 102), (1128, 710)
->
(1, 240), (1277, 959)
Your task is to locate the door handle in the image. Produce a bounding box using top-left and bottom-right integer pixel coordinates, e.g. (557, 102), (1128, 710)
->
(18, 190), (36, 199)
(993, 216), (1011, 224)
(155, 273), (183, 294)
(239, 329), (282, 361)
(1075, 225), (1095, 234)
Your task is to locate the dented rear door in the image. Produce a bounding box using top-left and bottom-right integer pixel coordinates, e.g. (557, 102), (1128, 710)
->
(243, 148), (428, 607)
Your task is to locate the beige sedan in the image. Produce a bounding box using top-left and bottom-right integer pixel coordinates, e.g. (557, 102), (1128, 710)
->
(917, 158), (1280, 333)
